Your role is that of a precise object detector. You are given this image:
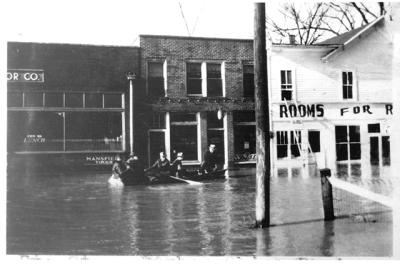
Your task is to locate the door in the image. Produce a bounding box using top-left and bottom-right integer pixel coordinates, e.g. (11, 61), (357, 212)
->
(370, 136), (379, 165)
(148, 131), (165, 166)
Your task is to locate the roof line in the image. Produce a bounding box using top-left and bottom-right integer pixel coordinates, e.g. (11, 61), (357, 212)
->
(322, 15), (385, 62)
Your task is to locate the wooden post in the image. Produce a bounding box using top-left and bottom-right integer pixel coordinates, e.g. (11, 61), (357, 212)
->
(254, 2), (270, 228)
(320, 168), (334, 221)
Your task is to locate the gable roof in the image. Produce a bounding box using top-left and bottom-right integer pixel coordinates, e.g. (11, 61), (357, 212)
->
(320, 15), (385, 62)
(318, 24), (369, 45)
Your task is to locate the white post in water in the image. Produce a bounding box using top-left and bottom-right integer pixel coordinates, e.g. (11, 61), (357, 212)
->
(127, 72), (136, 156)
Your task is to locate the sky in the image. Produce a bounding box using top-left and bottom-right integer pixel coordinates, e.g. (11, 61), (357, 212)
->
(2, 0), (281, 46)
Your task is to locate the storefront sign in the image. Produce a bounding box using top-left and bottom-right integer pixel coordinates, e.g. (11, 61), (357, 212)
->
(7, 69), (44, 82)
(279, 104), (325, 118)
(276, 103), (393, 120)
(24, 134), (45, 143)
(85, 155), (115, 165)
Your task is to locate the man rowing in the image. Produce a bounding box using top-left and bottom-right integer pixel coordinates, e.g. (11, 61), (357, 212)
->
(199, 143), (218, 174)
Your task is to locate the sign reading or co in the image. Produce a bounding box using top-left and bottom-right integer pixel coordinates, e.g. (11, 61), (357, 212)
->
(7, 69), (44, 82)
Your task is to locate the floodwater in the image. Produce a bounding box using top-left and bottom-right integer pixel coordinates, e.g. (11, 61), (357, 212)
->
(7, 164), (392, 256)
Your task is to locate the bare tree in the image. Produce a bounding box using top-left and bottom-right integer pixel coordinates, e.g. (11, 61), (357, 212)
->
(266, 2), (383, 45)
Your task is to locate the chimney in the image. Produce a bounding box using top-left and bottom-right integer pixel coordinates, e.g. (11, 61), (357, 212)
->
(289, 34), (296, 45)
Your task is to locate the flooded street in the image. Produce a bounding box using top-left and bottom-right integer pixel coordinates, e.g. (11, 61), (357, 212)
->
(7, 166), (392, 256)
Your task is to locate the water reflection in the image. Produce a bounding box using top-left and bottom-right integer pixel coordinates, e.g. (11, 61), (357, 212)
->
(7, 164), (392, 256)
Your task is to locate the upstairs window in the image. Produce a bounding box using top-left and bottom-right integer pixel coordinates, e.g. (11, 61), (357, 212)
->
(207, 63), (223, 97)
(342, 71), (353, 99)
(186, 63), (202, 95)
(148, 62), (165, 98)
(280, 70), (293, 101)
(243, 64), (254, 98)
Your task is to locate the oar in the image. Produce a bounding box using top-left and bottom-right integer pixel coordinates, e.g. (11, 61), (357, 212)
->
(168, 176), (202, 185)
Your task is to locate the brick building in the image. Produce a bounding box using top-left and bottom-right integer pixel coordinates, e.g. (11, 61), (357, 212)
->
(137, 35), (256, 168)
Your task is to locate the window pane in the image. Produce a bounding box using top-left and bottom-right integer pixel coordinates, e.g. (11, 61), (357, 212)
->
(207, 78), (223, 97)
(287, 70), (292, 84)
(148, 62), (165, 98)
(65, 93), (83, 108)
(342, 72), (347, 84)
(348, 72), (353, 84)
(104, 94), (122, 108)
(349, 125), (360, 142)
(207, 111), (223, 128)
(207, 63), (221, 78)
(187, 63), (201, 78)
(343, 86), (348, 99)
(148, 62), (163, 77)
(291, 144), (301, 158)
(335, 126), (348, 143)
(382, 136), (390, 165)
(170, 112), (196, 122)
(234, 125), (256, 161)
(280, 70), (286, 84)
(308, 131), (320, 153)
(150, 112), (166, 129)
(187, 79), (202, 95)
(24, 92), (43, 107)
(170, 125), (198, 160)
(336, 144), (348, 161)
(7, 111), (64, 152)
(243, 65), (254, 97)
(368, 123), (380, 133)
(45, 93), (63, 107)
(65, 112), (123, 151)
(8, 92), (23, 107)
(281, 90), (292, 101)
(350, 143), (361, 160)
(277, 145), (288, 158)
(85, 93), (103, 108)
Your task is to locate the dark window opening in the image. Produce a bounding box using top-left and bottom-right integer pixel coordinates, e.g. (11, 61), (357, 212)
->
(335, 125), (360, 161)
(207, 63), (222, 97)
(243, 64), (254, 97)
(207, 111), (223, 128)
(233, 111), (255, 122)
(277, 131), (288, 158)
(170, 125), (198, 161)
(368, 123), (380, 133)
(150, 112), (166, 129)
(281, 70), (293, 101)
(187, 63), (202, 95)
(308, 130), (320, 153)
(234, 125), (256, 161)
(342, 72), (353, 99)
(290, 131), (301, 158)
(148, 62), (164, 98)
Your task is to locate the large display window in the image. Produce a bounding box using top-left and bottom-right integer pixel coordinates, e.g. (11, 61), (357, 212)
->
(233, 111), (256, 162)
(170, 112), (198, 161)
(7, 91), (125, 153)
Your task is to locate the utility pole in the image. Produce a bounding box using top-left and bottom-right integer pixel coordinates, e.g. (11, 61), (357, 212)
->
(254, 2), (270, 228)
(126, 72), (136, 156)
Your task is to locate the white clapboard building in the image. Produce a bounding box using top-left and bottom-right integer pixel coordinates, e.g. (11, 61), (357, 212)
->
(268, 14), (394, 176)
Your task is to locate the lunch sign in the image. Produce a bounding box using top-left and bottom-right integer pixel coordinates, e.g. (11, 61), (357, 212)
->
(7, 69), (44, 83)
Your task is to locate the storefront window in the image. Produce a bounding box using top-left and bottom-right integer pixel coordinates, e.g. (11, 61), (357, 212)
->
(24, 92), (43, 107)
(65, 93), (83, 108)
(233, 111), (256, 162)
(8, 111), (64, 152)
(335, 125), (360, 161)
(7, 92), (23, 107)
(276, 130), (302, 159)
(85, 93), (103, 108)
(104, 94), (122, 108)
(45, 93), (63, 107)
(65, 112), (123, 151)
(170, 112), (198, 161)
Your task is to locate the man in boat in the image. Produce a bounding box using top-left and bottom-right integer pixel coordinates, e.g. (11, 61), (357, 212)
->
(112, 154), (126, 177)
(145, 151), (171, 177)
(171, 152), (184, 177)
(119, 156), (148, 185)
(199, 144), (218, 174)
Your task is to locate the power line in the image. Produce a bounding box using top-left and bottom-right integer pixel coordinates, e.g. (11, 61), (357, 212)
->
(178, 2), (191, 36)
